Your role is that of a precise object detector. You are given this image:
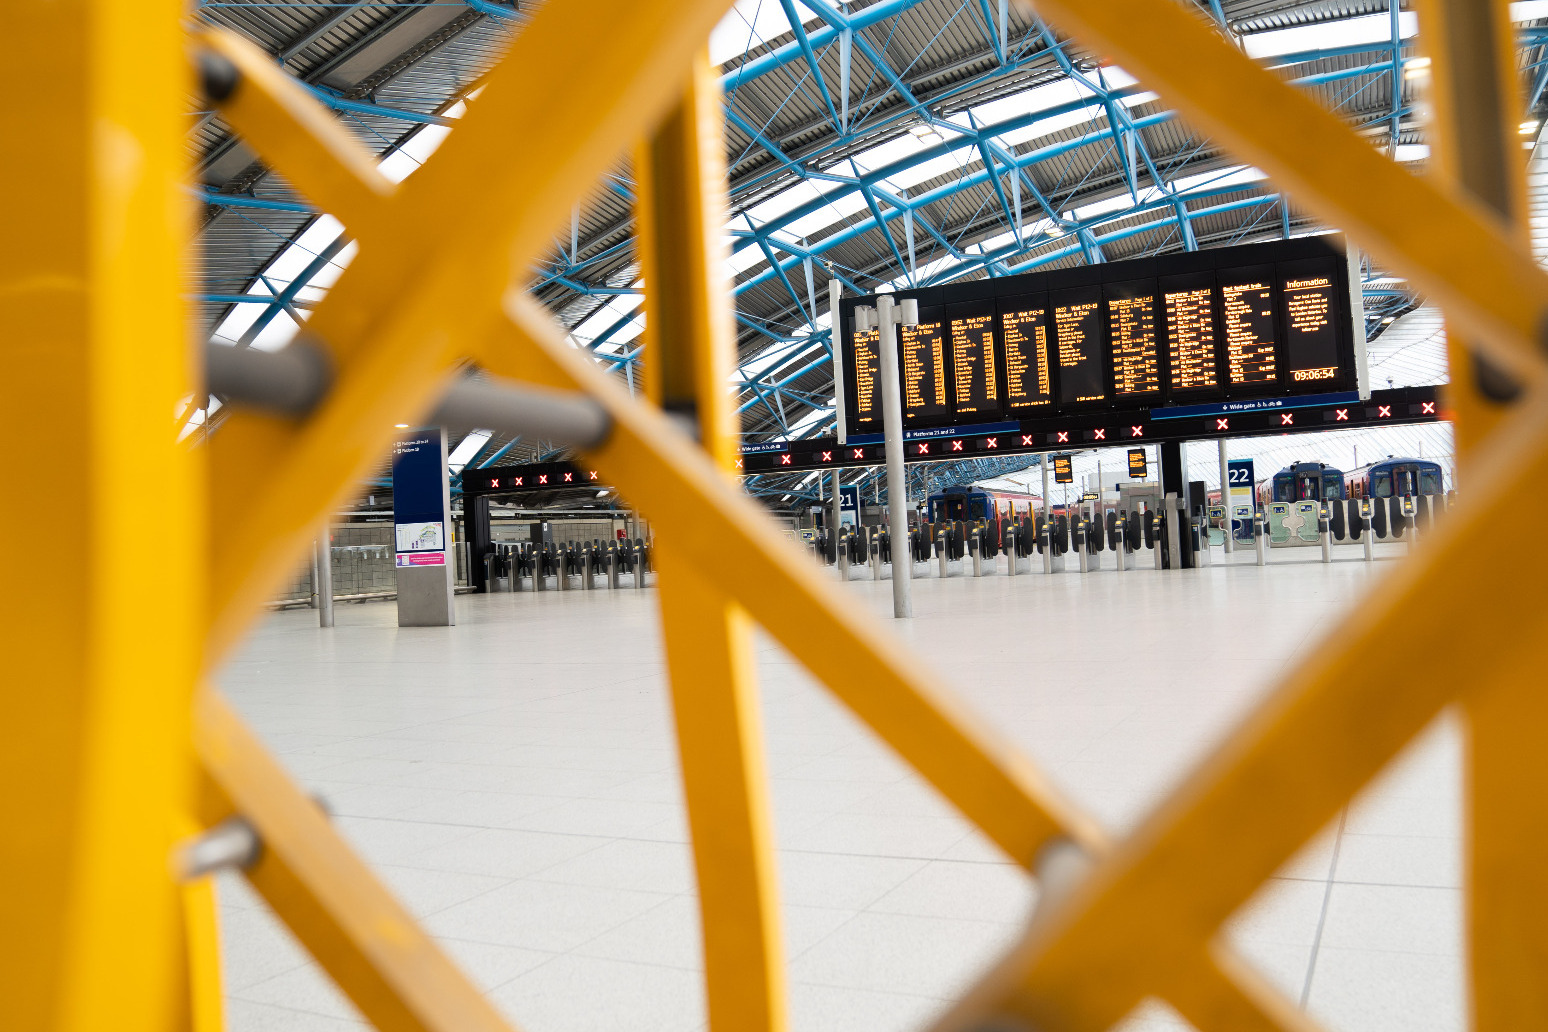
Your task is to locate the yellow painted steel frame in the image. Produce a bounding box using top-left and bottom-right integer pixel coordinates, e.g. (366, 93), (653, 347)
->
(635, 52), (789, 1032)
(16, 0), (1548, 1028)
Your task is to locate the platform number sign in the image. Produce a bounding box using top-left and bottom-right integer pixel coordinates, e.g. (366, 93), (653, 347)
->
(1053, 455), (1074, 484)
(1227, 459), (1256, 506)
(1127, 448), (1147, 479)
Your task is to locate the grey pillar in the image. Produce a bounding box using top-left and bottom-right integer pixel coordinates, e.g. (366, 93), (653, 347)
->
(876, 295), (911, 618)
(315, 527), (334, 628)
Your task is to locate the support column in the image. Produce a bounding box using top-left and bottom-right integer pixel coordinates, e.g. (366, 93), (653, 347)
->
(1160, 440), (1191, 569)
(1, 0), (200, 1025)
(1218, 438), (1233, 553)
(877, 295), (912, 618)
(635, 49), (786, 1032)
(466, 495), (492, 592)
(1416, 1), (1548, 1026)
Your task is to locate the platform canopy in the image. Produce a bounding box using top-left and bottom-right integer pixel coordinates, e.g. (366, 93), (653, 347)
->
(191, 0), (1546, 505)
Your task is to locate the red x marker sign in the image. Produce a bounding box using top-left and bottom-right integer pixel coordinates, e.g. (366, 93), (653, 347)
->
(1216, 418), (1229, 431)
(734, 458), (743, 470)
(852, 448), (864, 459)
(1021, 435), (1034, 446)
(1056, 431), (1069, 443)
(1378, 405), (1391, 418)
(950, 440), (964, 451)
(564, 472), (573, 481)
(820, 451), (832, 462)
(917, 443), (930, 454)
(538, 475), (548, 484)
(1280, 413), (1294, 426)
(1093, 429), (1106, 440)
(513, 477), (523, 487)
(986, 437), (998, 449)
(489, 479), (500, 489)
(588, 471), (599, 480)
(1421, 401), (1436, 414)
(1130, 426), (1143, 437)
(780, 454), (792, 464)
(1335, 409), (1349, 421)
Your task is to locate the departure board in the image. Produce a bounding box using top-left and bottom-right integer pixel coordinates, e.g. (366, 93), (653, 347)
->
(899, 315), (948, 423)
(1280, 261), (1342, 384)
(850, 324), (882, 428)
(1052, 287), (1106, 404)
(999, 295), (1053, 410)
(1105, 281), (1161, 398)
(1053, 455), (1074, 483)
(947, 303), (1001, 419)
(1219, 265), (1278, 387)
(1161, 273), (1219, 392)
(838, 234), (1363, 439)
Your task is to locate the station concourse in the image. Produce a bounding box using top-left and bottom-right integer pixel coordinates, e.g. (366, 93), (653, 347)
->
(6, 2), (1546, 1032)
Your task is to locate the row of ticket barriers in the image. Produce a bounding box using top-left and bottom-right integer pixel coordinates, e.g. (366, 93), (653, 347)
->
(483, 538), (652, 591)
(811, 491), (1452, 577)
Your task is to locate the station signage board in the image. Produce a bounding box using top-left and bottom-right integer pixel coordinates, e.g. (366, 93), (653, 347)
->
(1127, 448), (1148, 479)
(839, 235), (1364, 439)
(1053, 455), (1074, 484)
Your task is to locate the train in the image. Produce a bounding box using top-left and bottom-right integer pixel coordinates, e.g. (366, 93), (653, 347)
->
(925, 484), (1043, 524)
(1250, 457), (1446, 506)
(1256, 461), (1346, 504)
(1344, 457), (1445, 499)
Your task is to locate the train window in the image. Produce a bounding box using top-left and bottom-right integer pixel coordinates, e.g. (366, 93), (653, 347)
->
(1323, 474), (1343, 500)
(1373, 473), (1392, 497)
(1421, 470), (1442, 494)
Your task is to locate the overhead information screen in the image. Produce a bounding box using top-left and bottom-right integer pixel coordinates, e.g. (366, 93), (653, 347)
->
(1105, 281), (1161, 399)
(837, 234), (1362, 439)
(1220, 266), (1279, 388)
(1161, 273), (1219, 393)
(899, 313), (948, 423)
(947, 302), (1000, 419)
(1280, 261), (1342, 384)
(849, 324), (882, 430)
(1053, 287), (1106, 405)
(1000, 296), (1053, 411)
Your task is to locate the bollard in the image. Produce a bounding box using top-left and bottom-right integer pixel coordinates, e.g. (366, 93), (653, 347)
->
(315, 532), (334, 628)
(1320, 506), (1333, 564)
(1254, 512), (1267, 566)
(1153, 515), (1164, 571)
(1042, 524), (1052, 574)
(1007, 524), (1018, 577)
(971, 530), (983, 578)
(1075, 521), (1089, 574)
(938, 531), (949, 579)
(838, 529), (850, 581)
(872, 532), (882, 582)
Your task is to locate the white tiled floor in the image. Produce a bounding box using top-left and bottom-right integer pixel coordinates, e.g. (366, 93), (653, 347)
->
(217, 544), (1463, 1031)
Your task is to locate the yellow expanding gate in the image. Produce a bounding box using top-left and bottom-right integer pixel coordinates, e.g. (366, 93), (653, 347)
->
(3, 0), (1543, 1030)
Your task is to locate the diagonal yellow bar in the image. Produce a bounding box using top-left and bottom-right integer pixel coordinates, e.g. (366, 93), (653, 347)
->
(926, 387), (1548, 1032)
(1011, 0), (1548, 380)
(193, 689), (520, 1032)
(202, 0), (737, 667)
(636, 51), (789, 1032)
(0, 0), (202, 1028)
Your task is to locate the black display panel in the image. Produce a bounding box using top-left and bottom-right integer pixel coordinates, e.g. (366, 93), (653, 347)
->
(999, 293), (1053, 411)
(1053, 455), (1074, 483)
(1219, 264), (1279, 389)
(1128, 448), (1148, 478)
(899, 308), (948, 424)
(1160, 272), (1220, 393)
(1105, 280), (1161, 400)
(947, 301), (1002, 420)
(1279, 259), (1343, 386)
(837, 235), (1361, 439)
(849, 321), (882, 430)
(1052, 286), (1106, 405)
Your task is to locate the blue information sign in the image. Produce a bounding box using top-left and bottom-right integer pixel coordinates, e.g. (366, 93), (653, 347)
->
(1228, 458), (1256, 542)
(392, 429), (448, 564)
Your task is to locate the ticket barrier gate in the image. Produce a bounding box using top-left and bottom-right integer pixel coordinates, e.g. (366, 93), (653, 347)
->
(1266, 500), (1323, 547)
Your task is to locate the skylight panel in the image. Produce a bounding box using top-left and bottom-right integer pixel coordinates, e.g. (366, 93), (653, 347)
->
(447, 430), (492, 472)
(1166, 164), (1267, 195)
(1243, 11), (1418, 60)
(710, 0), (823, 67)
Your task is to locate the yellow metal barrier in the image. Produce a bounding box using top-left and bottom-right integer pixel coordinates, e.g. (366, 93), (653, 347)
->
(8, 0), (1545, 1029)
